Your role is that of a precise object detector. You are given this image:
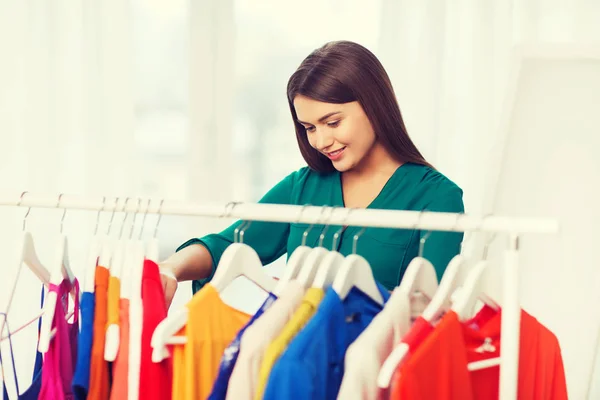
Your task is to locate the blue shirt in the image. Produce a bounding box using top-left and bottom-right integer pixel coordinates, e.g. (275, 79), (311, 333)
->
(72, 291), (95, 400)
(208, 293), (278, 400)
(263, 284), (390, 400)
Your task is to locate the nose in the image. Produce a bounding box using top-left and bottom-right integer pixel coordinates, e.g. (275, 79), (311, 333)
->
(314, 128), (334, 152)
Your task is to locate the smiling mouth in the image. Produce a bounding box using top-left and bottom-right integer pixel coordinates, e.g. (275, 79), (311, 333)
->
(325, 147), (346, 160)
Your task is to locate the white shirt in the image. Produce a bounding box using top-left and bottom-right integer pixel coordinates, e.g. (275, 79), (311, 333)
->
(338, 288), (411, 400)
(226, 280), (305, 400)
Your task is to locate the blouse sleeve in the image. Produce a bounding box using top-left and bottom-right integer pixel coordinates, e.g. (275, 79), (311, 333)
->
(421, 186), (465, 281)
(177, 172), (296, 293)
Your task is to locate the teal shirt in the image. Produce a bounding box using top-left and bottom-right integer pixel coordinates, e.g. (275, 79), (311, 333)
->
(178, 163), (464, 293)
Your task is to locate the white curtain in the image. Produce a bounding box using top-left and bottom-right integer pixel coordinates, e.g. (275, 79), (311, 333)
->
(379, 0), (600, 214)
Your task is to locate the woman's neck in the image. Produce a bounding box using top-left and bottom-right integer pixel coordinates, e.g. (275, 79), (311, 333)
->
(345, 142), (402, 180)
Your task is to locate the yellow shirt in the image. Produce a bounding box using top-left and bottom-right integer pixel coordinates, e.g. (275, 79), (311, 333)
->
(171, 284), (251, 400)
(106, 276), (121, 328)
(254, 288), (325, 400)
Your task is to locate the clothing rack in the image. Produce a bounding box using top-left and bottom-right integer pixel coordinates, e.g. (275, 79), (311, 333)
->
(0, 193), (559, 400)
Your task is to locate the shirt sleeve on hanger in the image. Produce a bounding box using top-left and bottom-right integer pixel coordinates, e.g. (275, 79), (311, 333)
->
(177, 169), (299, 293)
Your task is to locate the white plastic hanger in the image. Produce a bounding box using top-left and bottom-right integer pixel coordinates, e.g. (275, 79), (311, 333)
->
(0, 194), (51, 337)
(451, 259), (501, 320)
(378, 216), (472, 388)
(146, 199), (163, 264)
(98, 197), (120, 270)
(332, 228), (384, 305)
(210, 220), (276, 293)
(128, 200), (153, 400)
(377, 254), (459, 388)
(295, 206), (334, 288)
(39, 195), (78, 353)
(312, 219), (349, 289)
(16, 192), (51, 285)
(451, 229), (501, 320)
(151, 204), (276, 362)
(273, 204), (314, 295)
(105, 198), (141, 361)
(83, 197), (106, 294)
(273, 246), (311, 295)
(451, 228), (503, 372)
(121, 199), (149, 304)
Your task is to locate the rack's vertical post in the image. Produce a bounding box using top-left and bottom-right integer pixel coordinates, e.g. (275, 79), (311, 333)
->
(499, 234), (520, 400)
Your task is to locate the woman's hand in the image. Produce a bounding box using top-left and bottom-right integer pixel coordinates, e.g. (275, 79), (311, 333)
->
(157, 244), (214, 309)
(159, 262), (179, 309)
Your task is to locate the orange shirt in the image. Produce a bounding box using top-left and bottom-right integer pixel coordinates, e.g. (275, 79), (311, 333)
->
(171, 284), (251, 400)
(89, 266), (110, 400)
(110, 298), (130, 400)
(391, 307), (568, 400)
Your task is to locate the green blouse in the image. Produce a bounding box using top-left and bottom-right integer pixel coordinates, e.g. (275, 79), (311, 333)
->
(178, 163), (464, 293)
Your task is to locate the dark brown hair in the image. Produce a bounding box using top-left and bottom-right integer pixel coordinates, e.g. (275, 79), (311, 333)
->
(287, 40), (433, 172)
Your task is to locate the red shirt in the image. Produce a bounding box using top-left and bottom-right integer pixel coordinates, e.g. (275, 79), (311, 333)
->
(139, 260), (172, 400)
(401, 316), (435, 349)
(391, 307), (567, 400)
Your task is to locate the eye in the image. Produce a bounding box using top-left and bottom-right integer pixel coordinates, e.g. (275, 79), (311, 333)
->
(327, 120), (340, 128)
(304, 126), (316, 133)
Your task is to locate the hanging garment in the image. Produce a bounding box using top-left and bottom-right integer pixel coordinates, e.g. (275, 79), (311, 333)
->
(178, 163), (464, 294)
(208, 292), (278, 400)
(262, 284), (390, 400)
(390, 306), (568, 400)
(109, 298), (130, 400)
(88, 266), (110, 400)
(171, 284), (251, 400)
(338, 289), (410, 400)
(255, 288), (325, 400)
(139, 260), (171, 400)
(39, 279), (80, 400)
(226, 280), (304, 400)
(105, 275), (121, 350)
(72, 290), (95, 400)
(0, 288), (45, 400)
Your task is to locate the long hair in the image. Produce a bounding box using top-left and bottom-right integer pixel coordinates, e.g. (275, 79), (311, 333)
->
(287, 40), (433, 172)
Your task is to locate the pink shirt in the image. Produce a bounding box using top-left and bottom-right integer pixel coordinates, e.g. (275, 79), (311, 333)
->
(40, 279), (80, 400)
(226, 280), (304, 400)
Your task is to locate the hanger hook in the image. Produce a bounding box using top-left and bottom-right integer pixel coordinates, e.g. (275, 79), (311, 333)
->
(332, 207), (352, 250)
(454, 212), (467, 254)
(118, 197), (131, 240)
(94, 196), (106, 236)
(106, 197), (119, 235)
(298, 204), (315, 247)
(237, 220), (252, 244)
(480, 213), (497, 260)
(352, 226), (367, 255)
(57, 193), (67, 234)
(228, 203), (251, 244)
(153, 199), (165, 239)
(139, 198), (151, 240)
(129, 198), (142, 240)
(318, 206), (335, 247)
(418, 210), (433, 257)
(18, 191), (31, 231)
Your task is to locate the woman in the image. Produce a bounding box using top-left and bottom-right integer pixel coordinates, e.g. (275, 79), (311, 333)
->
(160, 40), (464, 306)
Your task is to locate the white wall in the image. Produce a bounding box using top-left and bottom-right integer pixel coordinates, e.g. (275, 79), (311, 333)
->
(485, 48), (600, 399)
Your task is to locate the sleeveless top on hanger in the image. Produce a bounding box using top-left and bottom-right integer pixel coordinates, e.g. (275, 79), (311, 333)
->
(1, 287), (45, 400)
(39, 279), (80, 400)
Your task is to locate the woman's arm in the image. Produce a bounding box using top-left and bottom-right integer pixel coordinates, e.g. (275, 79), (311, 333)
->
(160, 169), (301, 303)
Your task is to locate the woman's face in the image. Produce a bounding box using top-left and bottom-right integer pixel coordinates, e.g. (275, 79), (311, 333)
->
(294, 95), (377, 172)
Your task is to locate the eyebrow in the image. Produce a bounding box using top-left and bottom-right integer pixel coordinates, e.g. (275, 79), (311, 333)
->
(297, 111), (342, 125)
